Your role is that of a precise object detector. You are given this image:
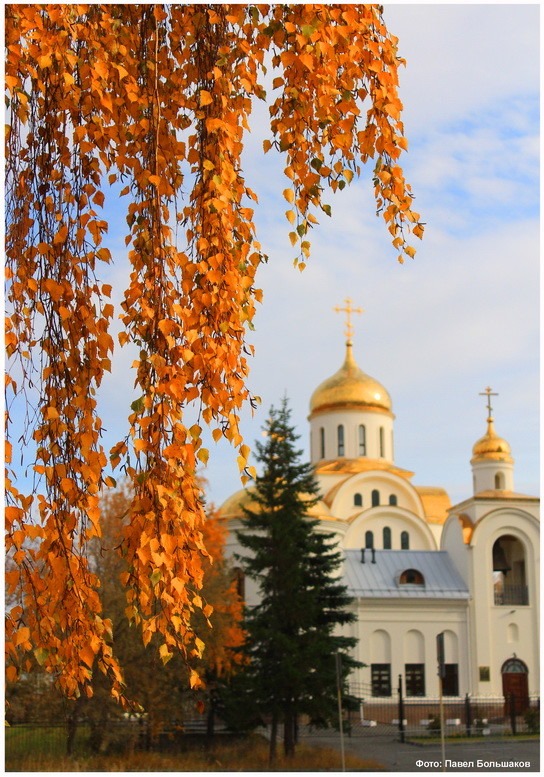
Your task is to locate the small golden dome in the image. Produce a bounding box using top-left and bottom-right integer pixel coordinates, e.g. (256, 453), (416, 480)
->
(309, 343), (392, 416)
(471, 419), (513, 463)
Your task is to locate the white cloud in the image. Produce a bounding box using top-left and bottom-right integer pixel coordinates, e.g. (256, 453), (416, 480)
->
(386, 4), (539, 134)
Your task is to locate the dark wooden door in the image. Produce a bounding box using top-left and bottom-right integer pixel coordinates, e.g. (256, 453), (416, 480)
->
(502, 671), (529, 713)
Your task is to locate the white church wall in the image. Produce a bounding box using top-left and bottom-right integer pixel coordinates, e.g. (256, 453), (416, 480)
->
(310, 408), (394, 463)
(441, 514), (470, 583)
(344, 508), (437, 551)
(354, 599), (470, 698)
(472, 459), (514, 493)
(326, 470), (424, 521)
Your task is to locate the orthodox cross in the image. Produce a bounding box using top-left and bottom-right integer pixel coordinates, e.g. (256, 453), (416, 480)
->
(334, 298), (363, 343)
(479, 386), (498, 419)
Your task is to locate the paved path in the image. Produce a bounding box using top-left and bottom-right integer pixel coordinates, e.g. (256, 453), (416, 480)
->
(302, 732), (540, 772)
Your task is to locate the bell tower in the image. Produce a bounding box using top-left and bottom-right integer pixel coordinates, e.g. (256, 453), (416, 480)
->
(471, 387), (514, 494)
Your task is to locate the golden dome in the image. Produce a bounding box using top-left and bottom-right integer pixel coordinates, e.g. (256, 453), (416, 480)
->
(471, 419), (513, 463)
(309, 343), (392, 416)
(219, 487), (334, 522)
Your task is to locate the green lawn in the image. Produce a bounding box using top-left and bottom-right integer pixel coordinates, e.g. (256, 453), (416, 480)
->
(6, 725), (91, 768)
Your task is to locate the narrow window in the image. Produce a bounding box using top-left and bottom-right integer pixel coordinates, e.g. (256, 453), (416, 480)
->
(337, 425), (345, 457)
(320, 427), (325, 459)
(371, 489), (380, 507)
(442, 664), (459, 696)
(379, 426), (385, 457)
(405, 664), (425, 697)
(371, 664), (392, 697)
(495, 472), (505, 489)
(401, 530), (410, 550)
(365, 530), (374, 549)
(354, 493), (363, 508)
(383, 527), (392, 549)
(389, 494), (397, 506)
(358, 424), (366, 456)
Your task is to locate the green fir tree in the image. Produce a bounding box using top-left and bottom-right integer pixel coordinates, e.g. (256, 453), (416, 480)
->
(234, 398), (359, 762)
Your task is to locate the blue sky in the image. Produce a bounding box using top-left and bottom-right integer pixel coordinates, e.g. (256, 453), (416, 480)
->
(192, 2), (540, 509)
(9, 3), (540, 513)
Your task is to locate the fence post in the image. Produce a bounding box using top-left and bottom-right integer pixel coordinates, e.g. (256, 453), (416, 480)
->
(398, 675), (405, 743)
(465, 693), (472, 737)
(509, 694), (517, 735)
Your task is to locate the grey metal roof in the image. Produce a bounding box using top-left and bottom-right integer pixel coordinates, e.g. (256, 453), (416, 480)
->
(343, 550), (469, 599)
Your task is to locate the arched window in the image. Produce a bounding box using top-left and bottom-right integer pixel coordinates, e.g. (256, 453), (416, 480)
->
(365, 530), (374, 549)
(493, 535), (528, 605)
(501, 658), (528, 674)
(319, 427), (325, 459)
(401, 530), (410, 549)
(379, 427), (385, 457)
(495, 472), (505, 489)
(354, 493), (363, 507)
(358, 424), (366, 456)
(383, 526), (392, 549)
(399, 568), (424, 585)
(371, 489), (380, 507)
(337, 425), (345, 457)
(389, 494), (397, 506)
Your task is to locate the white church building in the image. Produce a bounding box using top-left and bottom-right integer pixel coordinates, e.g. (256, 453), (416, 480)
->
(220, 302), (539, 705)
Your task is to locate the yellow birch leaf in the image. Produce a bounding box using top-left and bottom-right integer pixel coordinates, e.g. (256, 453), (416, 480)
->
(6, 665), (18, 683)
(80, 644), (95, 668)
(189, 669), (202, 689)
(14, 626), (30, 646)
(159, 644), (173, 665)
(197, 448), (209, 465)
(283, 188), (295, 204)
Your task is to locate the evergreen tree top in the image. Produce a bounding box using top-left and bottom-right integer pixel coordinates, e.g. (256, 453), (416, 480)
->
(244, 397), (321, 517)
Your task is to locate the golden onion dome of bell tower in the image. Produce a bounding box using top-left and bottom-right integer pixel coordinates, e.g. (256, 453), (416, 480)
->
(471, 420), (513, 462)
(471, 387), (513, 464)
(309, 298), (392, 417)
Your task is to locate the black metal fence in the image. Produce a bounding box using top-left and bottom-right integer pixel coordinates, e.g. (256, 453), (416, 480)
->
(5, 690), (540, 770)
(335, 680), (540, 740)
(5, 717), (223, 771)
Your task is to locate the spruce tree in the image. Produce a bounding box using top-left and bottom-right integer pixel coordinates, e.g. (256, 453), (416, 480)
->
(234, 398), (359, 761)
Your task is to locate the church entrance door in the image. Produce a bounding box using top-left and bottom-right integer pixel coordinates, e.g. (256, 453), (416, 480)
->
(501, 658), (529, 714)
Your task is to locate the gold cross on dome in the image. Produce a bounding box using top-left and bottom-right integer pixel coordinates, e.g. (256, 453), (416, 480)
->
(479, 386), (498, 419)
(334, 298), (363, 343)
